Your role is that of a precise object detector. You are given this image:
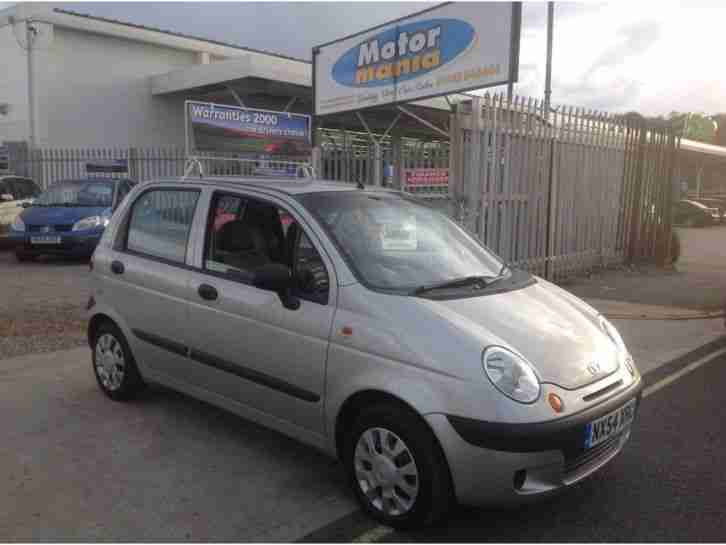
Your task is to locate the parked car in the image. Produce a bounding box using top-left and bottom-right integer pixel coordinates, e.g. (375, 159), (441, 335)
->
(0, 175), (41, 246)
(673, 199), (720, 227)
(8, 177), (135, 260)
(87, 176), (642, 528)
(690, 197), (726, 222)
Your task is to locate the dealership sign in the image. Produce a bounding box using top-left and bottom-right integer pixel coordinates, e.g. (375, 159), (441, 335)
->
(403, 167), (449, 187)
(186, 101), (311, 158)
(313, 2), (521, 115)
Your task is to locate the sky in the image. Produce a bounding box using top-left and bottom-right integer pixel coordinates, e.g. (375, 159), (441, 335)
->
(1, 1), (723, 116)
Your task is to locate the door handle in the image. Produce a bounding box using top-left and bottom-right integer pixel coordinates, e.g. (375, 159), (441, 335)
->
(110, 260), (124, 275)
(198, 284), (218, 301)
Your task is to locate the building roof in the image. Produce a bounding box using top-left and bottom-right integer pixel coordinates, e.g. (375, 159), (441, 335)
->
(53, 8), (310, 64)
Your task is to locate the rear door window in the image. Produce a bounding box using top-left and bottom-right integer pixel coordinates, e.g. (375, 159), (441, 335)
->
(125, 189), (200, 264)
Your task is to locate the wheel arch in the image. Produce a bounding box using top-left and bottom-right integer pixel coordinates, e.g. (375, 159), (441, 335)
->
(334, 389), (444, 462)
(87, 312), (116, 348)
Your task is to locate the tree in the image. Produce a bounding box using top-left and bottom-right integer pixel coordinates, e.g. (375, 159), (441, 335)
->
(667, 112), (716, 143)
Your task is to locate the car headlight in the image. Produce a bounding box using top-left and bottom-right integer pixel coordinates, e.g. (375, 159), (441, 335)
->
(72, 215), (110, 231)
(599, 316), (626, 354)
(11, 215), (25, 232)
(482, 346), (541, 404)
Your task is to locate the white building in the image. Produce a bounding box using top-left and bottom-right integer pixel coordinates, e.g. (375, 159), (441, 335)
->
(0, 3), (452, 153)
(0, 3), (314, 148)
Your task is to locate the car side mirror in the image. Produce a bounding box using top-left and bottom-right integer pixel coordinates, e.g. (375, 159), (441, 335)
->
(253, 263), (300, 310)
(1, 193), (13, 202)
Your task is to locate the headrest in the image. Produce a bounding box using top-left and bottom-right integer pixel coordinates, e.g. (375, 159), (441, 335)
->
(217, 220), (265, 253)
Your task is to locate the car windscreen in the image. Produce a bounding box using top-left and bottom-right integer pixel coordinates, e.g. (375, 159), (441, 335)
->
(299, 191), (504, 293)
(35, 180), (115, 207)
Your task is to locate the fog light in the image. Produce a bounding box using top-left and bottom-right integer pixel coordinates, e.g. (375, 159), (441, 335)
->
(547, 393), (564, 413)
(513, 469), (527, 490)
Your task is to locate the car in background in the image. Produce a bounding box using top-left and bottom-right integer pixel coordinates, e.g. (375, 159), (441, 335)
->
(0, 175), (41, 246)
(8, 177), (135, 261)
(674, 199), (720, 227)
(690, 197), (726, 222)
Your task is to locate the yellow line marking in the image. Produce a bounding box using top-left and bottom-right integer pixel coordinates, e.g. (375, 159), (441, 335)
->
(352, 524), (395, 543)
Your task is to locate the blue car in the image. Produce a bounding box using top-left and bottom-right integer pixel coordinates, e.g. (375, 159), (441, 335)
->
(9, 177), (135, 261)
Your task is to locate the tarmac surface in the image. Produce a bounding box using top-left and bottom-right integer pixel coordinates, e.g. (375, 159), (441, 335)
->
(1, 225), (724, 541)
(304, 347), (726, 542)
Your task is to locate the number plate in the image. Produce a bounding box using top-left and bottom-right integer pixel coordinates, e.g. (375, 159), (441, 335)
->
(31, 235), (61, 245)
(584, 398), (636, 449)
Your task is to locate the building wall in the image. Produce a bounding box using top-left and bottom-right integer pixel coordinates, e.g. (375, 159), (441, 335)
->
(34, 25), (200, 148)
(0, 24), (30, 142)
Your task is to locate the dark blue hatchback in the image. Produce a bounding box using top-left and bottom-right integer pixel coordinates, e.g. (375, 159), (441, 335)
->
(9, 177), (135, 260)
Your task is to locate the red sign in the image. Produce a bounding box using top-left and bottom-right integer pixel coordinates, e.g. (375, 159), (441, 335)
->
(403, 168), (449, 187)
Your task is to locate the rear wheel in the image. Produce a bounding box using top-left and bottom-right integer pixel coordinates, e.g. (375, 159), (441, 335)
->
(343, 404), (453, 529)
(92, 321), (144, 401)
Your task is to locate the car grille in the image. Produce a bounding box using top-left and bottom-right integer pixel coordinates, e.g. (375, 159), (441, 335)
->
(563, 432), (622, 483)
(27, 224), (73, 233)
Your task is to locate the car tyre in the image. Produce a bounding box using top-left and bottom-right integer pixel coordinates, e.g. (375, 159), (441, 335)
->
(343, 403), (453, 530)
(15, 251), (35, 262)
(92, 321), (144, 401)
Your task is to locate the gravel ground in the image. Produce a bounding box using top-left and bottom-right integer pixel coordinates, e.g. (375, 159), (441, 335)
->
(0, 251), (90, 359)
(1, 225), (721, 360)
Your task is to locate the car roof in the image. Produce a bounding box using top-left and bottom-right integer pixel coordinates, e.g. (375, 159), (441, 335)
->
(146, 176), (403, 197)
(682, 199), (710, 209)
(54, 177), (133, 183)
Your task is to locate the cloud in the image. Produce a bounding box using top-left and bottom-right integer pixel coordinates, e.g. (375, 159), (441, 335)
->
(586, 20), (661, 77)
(49, 2), (726, 116)
(60, 2), (430, 60)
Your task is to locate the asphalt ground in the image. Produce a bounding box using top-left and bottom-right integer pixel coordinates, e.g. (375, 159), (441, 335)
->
(302, 339), (726, 543)
(564, 226), (726, 312)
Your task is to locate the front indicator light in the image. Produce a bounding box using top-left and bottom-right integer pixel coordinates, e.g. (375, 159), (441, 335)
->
(548, 393), (564, 413)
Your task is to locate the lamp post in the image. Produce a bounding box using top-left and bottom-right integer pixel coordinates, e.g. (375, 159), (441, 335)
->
(544, 2), (554, 117)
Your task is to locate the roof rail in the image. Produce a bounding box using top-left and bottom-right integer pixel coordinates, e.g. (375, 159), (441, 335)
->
(181, 155), (316, 181)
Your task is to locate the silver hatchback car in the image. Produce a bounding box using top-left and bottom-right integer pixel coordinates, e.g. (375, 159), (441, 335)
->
(87, 176), (643, 528)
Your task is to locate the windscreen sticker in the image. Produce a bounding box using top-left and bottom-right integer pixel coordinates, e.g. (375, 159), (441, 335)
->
(381, 217), (418, 251)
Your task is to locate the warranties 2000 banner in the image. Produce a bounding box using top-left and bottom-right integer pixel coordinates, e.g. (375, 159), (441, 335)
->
(187, 101), (312, 158)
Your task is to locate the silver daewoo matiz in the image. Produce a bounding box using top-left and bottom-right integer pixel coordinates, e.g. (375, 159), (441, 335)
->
(87, 176), (642, 528)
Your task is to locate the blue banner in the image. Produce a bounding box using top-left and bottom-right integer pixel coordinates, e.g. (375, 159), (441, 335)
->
(188, 101), (311, 158)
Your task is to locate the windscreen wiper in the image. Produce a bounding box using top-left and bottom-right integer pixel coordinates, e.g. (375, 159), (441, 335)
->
(412, 275), (495, 296)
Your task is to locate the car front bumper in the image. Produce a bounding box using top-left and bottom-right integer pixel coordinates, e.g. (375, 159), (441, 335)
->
(427, 377), (643, 506)
(8, 230), (103, 256)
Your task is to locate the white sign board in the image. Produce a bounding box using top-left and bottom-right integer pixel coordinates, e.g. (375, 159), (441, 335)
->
(313, 2), (521, 116)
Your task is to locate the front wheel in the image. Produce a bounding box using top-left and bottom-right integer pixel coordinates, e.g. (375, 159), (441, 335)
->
(343, 404), (453, 529)
(92, 321), (144, 401)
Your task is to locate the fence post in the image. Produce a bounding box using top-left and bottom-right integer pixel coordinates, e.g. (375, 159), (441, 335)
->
(128, 147), (139, 180)
(544, 119), (557, 280)
(311, 146), (322, 178)
(627, 122), (647, 264)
